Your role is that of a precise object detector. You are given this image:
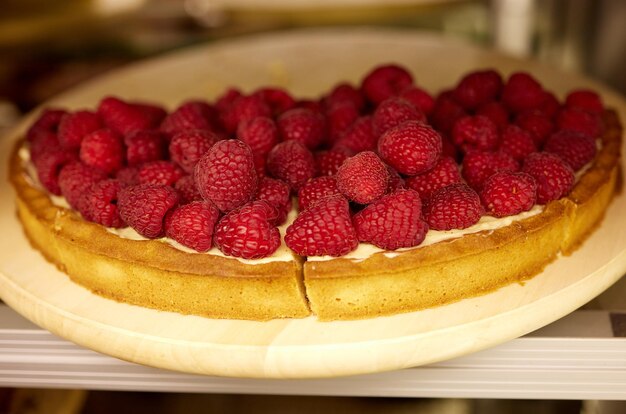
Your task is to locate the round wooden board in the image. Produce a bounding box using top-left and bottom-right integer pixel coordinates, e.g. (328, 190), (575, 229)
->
(1, 28), (626, 379)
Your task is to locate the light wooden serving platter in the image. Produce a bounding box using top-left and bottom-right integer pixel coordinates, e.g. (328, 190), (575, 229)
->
(1, 28), (626, 379)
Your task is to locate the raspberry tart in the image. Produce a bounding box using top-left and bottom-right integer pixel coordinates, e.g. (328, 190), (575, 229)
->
(10, 64), (622, 321)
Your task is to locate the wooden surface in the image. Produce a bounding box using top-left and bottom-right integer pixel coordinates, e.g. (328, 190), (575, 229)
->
(1, 28), (626, 379)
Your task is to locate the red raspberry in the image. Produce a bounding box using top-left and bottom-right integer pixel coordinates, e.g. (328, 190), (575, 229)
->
(501, 72), (545, 113)
(314, 148), (351, 177)
(214, 200), (281, 259)
(399, 86), (435, 116)
(543, 130), (597, 171)
(452, 69), (503, 110)
(461, 150), (519, 191)
(378, 121), (442, 176)
(29, 130), (61, 164)
(79, 179), (125, 228)
(252, 153), (267, 177)
(252, 87), (296, 116)
(361, 64), (414, 105)
(521, 152), (575, 204)
(169, 129), (219, 173)
(441, 134), (460, 160)
(333, 116), (377, 153)
(160, 101), (217, 138)
(26, 108), (67, 141)
(118, 184), (180, 238)
(57, 110), (103, 150)
(479, 171), (537, 218)
(514, 110), (555, 147)
(79, 128), (125, 174)
(385, 164), (406, 192)
(134, 102), (167, 126)
(33, 149), (77, 195)
(277, 108), (325, 150)
(294, 99), (324, 114)
(174, 175), (203, 204)
(325, 100), (360, 143)
(476, 101), (510, 131)
(236, 116), (278, 157)
(97, 96), (159, 136)
(214, 88), (242, 113)
(164, 201), (220, 252)
(565, 89), (604, 114)
(124, 130), (166, 167)
(406, 156), (462, 200)
(324, 83), (365, 112)
(430, 94), (466, 135)
(58, 161), (107, 210)
(254, 177), (292, 225)
(452, 115), (500, 152)
(556, 107), (603, 138)
(285, 195), (358, 257)
(423, 183), (483, 230)
(540, 91), (561, 118)
(372, 97), (426, 136)
(138, 160), (185, 186)
(353, 189), (428, 249)
(220, 94), (271, 134)
(115, 167), (139, 187)
(266, 140), (315, 191)
(499, 124), (537, 161)
(297, 176), (341, 211)
(194, 139), (258, 212)
(336, 151), (389, 204)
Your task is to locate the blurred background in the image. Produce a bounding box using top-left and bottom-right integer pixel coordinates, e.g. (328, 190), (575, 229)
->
(1, 0), (625, 412)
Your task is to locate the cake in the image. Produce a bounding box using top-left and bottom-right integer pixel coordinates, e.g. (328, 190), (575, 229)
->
(9, 65), (623, 321)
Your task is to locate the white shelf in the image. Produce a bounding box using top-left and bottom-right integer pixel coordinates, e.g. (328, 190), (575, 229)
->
(1, 304), (625, 400)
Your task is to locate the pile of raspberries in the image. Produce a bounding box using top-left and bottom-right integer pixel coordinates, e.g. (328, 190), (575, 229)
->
(25, 64), (605, 259)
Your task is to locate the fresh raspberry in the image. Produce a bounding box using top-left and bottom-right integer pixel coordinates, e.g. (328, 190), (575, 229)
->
(138, 160), (185, 186)
(452, 69), (503, 110)
(174, 174), (203, 204)
(97, 96), (159, 136)
(514, 110), (555, 147)
(115, 167), (139, 187)
(565, 89), (604, 114)
(252, 87), (296, 116)
(461, 150), (519, 191)
(194, 139), (258, 212)
(169, 129), (219, 173)
(164, 201), (220, 252)
(423, 183), (484, 230)
(252, 153), (267, 177)
(353, 189), (428, 249)
(336, 151), (389, 204)
(521, 152), (575, 204)
(26, 108), (67, 141)
(479, 171), (537, 218)
(539, 91), (561, 118)
(236, 116), (278, 157)
(160, 101), (217, 138)
(220, 94), (271, 134)
(57, 110), (102, 150)
(325, 100), (360, 143)
(476, 101), (510, 131)
(213, 200), (281, 259)
(333, 116), (377, 153)
(266, 140), (315, 191)
(372, 97), (426, 136)
(285, 195), (358, 257)
(378, 121), (442, 175)
(254, 176), (292, 225)
(406, 156), (462, 200)
(452, 115), (500, 152)
(324, 82), (365, 112)
(361, 64), (414, 105)
(214, 87), (242, 113)
(501, 72), (545, 114)
(314, 148), (351, 177)
(124, 130), (166, 167)
(277, 108), (325, 150)
(295, 99), (324, 114)
(556, 107), (603, 138)
(429, 93), (466, 134)
(118, 184), (180, 238)
(543, 130), (597, 171)
(29, 130), (61, 164)
(399, 86), (435, 116)
(58, 161), (107, 210)
(441, 134), (460, 161)
(133, 102), (167, 126)
(79, 128), (125, 174)
(79, 179), (125, 228)
(33, 149), (77, 195)
(297, 176), (341, 211)
(499, 124), (537, 161)
(385, 164), (406, 192)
